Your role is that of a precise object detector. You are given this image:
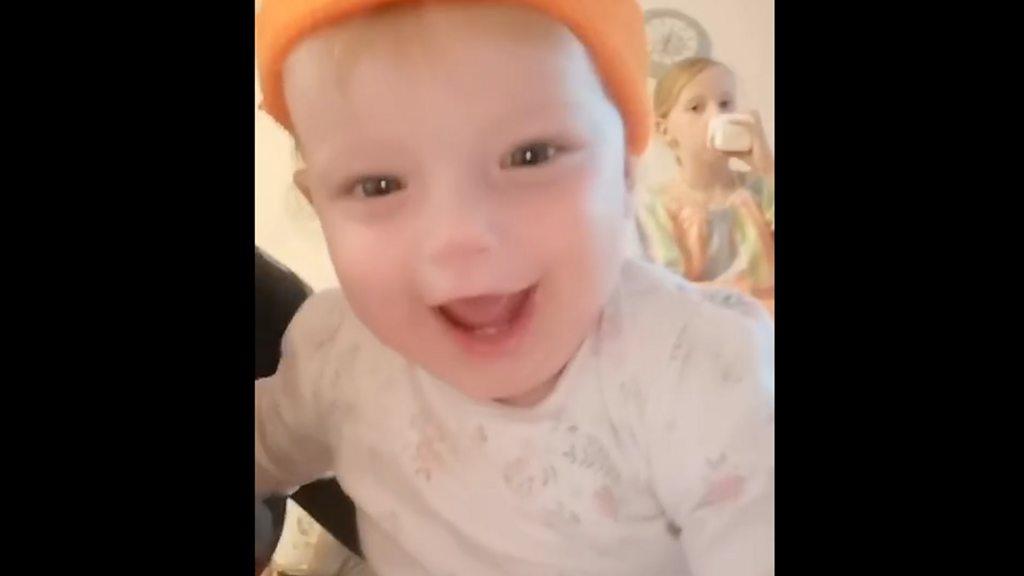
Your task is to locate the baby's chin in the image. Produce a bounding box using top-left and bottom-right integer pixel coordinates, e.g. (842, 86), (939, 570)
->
(494, 376), (562, 408)
(434, 363), (566, 408)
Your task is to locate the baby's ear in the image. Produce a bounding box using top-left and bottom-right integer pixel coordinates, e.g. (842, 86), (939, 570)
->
(293, 168), (312, 203)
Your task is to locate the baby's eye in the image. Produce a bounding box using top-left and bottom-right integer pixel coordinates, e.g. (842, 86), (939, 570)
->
(350, 176), (405, 198)
(688, 103), (703, 113)
(720, 100), (734, 111)
(503, 143), (558, 168)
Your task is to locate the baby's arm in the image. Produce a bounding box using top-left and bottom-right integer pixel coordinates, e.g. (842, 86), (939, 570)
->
(256, 292), (346, 499)
(646, 294), (774, 576)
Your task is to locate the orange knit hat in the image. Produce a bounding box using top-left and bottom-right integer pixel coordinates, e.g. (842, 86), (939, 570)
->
(256, 0), (651, 154)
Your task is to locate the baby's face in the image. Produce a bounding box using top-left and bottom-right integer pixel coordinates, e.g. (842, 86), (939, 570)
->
(283, 3), (631, 406)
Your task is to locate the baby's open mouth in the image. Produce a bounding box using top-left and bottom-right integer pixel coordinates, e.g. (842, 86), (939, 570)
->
(436, 285), (536, 340)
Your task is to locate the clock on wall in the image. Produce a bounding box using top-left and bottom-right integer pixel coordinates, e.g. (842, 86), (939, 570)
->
(644, 8), (712, 80)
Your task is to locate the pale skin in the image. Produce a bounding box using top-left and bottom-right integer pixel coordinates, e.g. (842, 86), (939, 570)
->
(283, 4), (637, 408)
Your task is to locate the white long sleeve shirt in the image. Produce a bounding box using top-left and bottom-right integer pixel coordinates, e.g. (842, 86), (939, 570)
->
(256, 258), (774, 576)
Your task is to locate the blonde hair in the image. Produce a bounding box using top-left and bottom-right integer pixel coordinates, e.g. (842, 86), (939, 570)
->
(653, 57), (728, 120)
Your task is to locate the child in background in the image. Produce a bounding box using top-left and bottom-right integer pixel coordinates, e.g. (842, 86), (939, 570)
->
(255, 1), (774, 574)
(639, 57), (775, 316)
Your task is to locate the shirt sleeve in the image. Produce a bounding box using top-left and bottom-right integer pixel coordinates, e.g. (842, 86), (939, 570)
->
(636, 186), (685, 272)
(644, 290), (775, 576)
(255, 290), (349, 498)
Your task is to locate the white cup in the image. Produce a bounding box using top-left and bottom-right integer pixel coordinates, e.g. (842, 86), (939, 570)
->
(708, 113), (754, 153)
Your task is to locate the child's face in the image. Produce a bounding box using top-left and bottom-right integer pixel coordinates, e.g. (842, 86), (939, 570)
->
(662, 65), (737, 161)
(283, 5), (632, 406)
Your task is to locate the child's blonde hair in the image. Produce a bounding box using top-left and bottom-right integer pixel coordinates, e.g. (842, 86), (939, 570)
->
(652, 57), (729, 120)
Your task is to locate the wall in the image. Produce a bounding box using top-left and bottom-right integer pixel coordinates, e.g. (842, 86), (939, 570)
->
(255, 76), (338, 291)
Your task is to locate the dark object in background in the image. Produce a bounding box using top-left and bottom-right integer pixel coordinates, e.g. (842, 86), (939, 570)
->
(255, 247), (362, 561)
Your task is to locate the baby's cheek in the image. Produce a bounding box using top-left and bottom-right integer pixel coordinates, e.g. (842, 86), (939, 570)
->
(329, 224), (410, 290)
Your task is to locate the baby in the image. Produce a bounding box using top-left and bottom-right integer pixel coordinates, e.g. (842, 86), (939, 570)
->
(255, 1), (774, 574)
